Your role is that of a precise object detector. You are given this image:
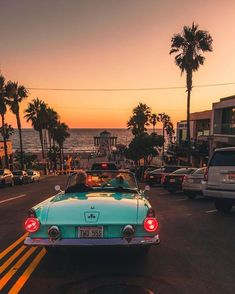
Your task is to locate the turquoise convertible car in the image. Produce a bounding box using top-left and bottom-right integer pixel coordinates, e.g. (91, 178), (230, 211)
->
(24, 170), (160, 252)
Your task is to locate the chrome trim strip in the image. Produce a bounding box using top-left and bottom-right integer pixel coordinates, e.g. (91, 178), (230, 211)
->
(24, 235), (160, 246)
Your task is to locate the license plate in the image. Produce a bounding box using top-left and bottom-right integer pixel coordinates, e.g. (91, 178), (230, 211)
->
(170, 179), (175, 183)
(78, 226), (103, 238)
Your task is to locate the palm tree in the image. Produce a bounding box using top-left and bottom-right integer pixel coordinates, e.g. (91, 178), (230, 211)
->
(24, 98), (48, 159)
(150, 113), (158, 133)
(170, 22), (213, 162)
(0, 75), (9, 168)
(127, 103), (151, 137)
(5, 81), (28, 169)
(54, 121), (70, 170)
(158, 113), (171, 161)
(46, 107), (59, 150)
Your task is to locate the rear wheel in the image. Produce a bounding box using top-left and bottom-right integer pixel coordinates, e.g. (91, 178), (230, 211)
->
(214, 199), (233, 213)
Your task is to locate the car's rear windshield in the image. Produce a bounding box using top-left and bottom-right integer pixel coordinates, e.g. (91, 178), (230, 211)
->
(209, 151), (235, 167)
(172, 168), (195, 174)
(13, 171), (22, 175)
(165, 166), (180, 173)
(193, 167), (206, 175)
(91, 163), (118, 170)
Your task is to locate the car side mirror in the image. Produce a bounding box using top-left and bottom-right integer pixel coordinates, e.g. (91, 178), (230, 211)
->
(144, 185), (150, 192)
(55, 185), (61, 192)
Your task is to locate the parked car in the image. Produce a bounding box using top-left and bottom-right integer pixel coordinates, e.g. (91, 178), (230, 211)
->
(26, 170), (41, 182)
(24, 170), (160, 253)
(90, 162), (118, 171)
(13, 170), (30, 184)
(163, 168), (197, 194)
(203, 147), (235, 212)
(0, 169), (14, 187)
(145, 166), (181, 186)
(182, 167), (207, 199)
(136, 165), (157, 182)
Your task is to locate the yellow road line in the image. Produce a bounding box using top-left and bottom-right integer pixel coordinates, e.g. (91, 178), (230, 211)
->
(0, 247), (36, 291)
(0, 245), (27, 274)
(8, 248), (46, 294)
(0, 233), (28, 261)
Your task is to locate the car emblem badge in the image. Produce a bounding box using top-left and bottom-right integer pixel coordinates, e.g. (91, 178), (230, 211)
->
(84, 211), (99, 223)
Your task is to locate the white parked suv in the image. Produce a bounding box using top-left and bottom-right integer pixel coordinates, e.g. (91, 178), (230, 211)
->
(203, 147), (235, 212)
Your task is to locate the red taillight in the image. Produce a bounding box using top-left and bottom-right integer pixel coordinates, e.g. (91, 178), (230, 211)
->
(101, 163), (108, 168)
(144, 217), (159, 232)
(24, 218), (40, 233)
(204, 167), (208, 181)
(183, 175), (188, 183)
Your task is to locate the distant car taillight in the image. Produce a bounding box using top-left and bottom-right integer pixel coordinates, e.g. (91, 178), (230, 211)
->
(24, 218), (40, 233)
(161, 175), (166, 184)
(144, 217), (159, 232)
(183, 175), (188, 183)
(203, 167), (208, 181)
(147, 208), (155, 217)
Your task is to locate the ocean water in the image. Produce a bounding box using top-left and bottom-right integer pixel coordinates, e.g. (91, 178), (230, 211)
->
(11, 129), (131, 153)
(11, 128), (162, 154)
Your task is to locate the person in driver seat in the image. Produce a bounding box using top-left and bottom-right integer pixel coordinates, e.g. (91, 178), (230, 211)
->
(65, 170), (93, 193)
(108, 174), (130, 188)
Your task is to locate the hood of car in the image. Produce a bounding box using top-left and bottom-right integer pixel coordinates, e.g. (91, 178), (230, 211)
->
(39, 192), (146, 225)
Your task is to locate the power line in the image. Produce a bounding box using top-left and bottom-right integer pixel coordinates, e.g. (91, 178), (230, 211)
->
(28, 82), (235, 92)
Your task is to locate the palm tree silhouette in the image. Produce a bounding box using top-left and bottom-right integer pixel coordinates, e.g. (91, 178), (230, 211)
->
(150, 113), (158, 133)
(5, 81), (28, 169)
(170, 22), (213, 162)
(24, 98), (47, 159)
(0, 75), (9, 168)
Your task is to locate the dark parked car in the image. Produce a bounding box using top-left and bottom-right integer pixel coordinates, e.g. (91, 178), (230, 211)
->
(90, 162), (118, 171)
(13, 170), (30, 184)
(145, 166), (182, 186)
(163, 168), (197, 194)
(0, 169), (14, 187)
(136, 165), (158, 182)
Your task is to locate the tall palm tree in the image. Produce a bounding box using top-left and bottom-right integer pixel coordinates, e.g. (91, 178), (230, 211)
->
(127, 103), (151, 137)
(158, 113), (170, 161)
(24, 98), (48, 159)
(150, 113), (158, 133)
(54, 121), (70, 170)
(5, 81), (28, 169)
(0, 75), (9, 168)
(46, 107), (59, 150)
(170, 22), (213, 162)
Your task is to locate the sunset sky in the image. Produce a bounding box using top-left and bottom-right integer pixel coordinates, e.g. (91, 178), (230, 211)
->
(1, 0), (235, 128)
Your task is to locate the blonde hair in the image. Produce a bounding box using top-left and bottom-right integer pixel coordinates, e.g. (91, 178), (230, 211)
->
(76, 170), (87, 184)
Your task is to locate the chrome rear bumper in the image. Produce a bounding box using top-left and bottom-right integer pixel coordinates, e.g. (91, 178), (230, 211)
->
(24, 234), (160, 247)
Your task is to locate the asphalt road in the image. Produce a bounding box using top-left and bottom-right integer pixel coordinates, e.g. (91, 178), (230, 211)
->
(0, 176), (235, 294)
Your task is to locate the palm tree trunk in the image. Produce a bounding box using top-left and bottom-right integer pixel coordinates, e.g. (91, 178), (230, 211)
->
(186, 70), (192, 164)
(16, 112), (24, 169)
(162, 124), (165, 163)
(39, 129), (44, 159)
(1, 114), (9, 168)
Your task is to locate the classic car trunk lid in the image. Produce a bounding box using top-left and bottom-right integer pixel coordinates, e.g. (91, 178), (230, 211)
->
(45, 192), (140, 225)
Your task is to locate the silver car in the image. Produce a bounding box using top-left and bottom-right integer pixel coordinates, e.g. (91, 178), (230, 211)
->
(182, 167), (206, 199)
